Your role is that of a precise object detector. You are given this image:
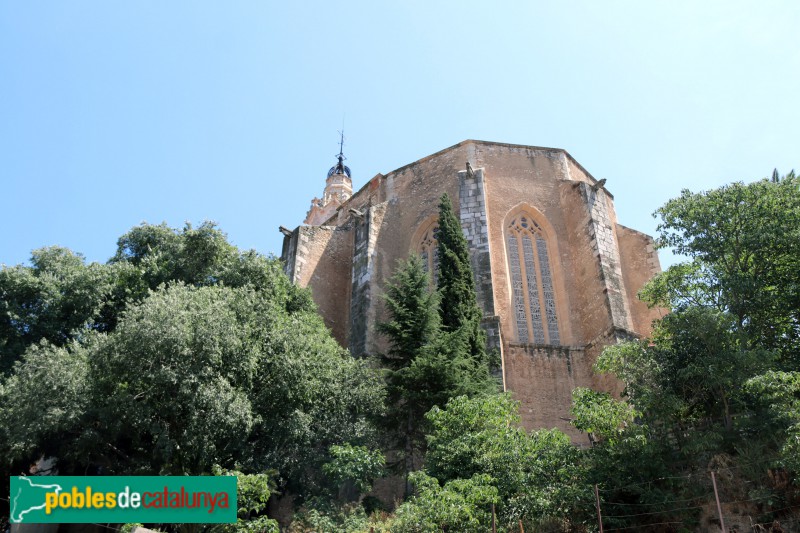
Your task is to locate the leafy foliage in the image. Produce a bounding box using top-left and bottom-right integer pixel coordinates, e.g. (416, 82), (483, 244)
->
(288, 501), (370, 533)
(0, 247), (115, 375)
(590, 310), (785, 527)
(0, 223), (384, 503)
(583, 171), (800, 529)
(745, 371), (800, 474)
(0, 222), (313, 376)
(89, 285), (259, 474)
(210, 467), (280, 533)
(323, 444), (386, 497)
(571, 387), (637, 443)
(423, 394), (592, 530)
(378, 255), (439, 364)
(377, 255), (495, 489)
(0, 339), (91, 467)
(646, 172), (800, 367)
(599, 308), (771, 435)
(391, 472), (498, 533)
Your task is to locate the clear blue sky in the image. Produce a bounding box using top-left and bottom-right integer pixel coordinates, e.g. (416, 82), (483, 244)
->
(2, 1), (798, 268)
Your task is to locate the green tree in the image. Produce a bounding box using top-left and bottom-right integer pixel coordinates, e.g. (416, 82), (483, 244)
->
(570, 387), (637, 444)
(745, 371), (800, 478)
(0, 222), (313, 375)
(599, 308), (770, 436)
(608, 172), (798, 475)
(0, 338), (92, 471)
(423, 394), (591, 531)
(209, 467), (280, 533)
(377, 254), (441, 478)
(287, 503), (370, 533)
(590, 309), (774, 529)
(89, 284), (260, 475)
(106, 221), (313, 323)
(377, 256), (495, 491)
(568, 384), (701, 529)
(582, 172), (800, 529)
(0, 247), (115, 375)
(436, 194), (487, 362)
(391, 472), (499, 533)
(0, 225), (385, 502)
(644, 172), (800, 368)
(110, 221), (237, 287)
(378, 255), (440, 367)
(322, 444), (386, 501)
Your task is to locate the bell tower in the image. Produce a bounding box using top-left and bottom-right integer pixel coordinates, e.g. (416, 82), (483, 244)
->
(304, 132), (353, 225)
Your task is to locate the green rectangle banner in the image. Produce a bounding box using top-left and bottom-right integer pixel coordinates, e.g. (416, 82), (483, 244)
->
(9, 476), (237, 524)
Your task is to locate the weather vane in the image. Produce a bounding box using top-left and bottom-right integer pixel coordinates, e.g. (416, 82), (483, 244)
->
(337, 129), (346, 162)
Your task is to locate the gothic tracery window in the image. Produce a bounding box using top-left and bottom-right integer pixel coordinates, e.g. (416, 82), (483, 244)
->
(506, 214), (560, 345)
(417, 224), (440, 287)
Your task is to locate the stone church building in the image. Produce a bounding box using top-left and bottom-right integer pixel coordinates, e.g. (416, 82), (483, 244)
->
(280, 139), (662, 440)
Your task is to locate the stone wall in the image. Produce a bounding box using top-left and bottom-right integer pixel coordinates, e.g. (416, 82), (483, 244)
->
(559, 180), (617, 346)
(346, 149), (467, 355)
(349, 202), (387, 356)
(616, 223), (665, 337)
(584, 327), (631, 400)
(285, 140), (662, 436)
(577, 182), (634, 332)
(458, 167), (495, 316)
(503, 343), (593, 444)
(458, 167), (501, 352)
(282, 224), (354, 346)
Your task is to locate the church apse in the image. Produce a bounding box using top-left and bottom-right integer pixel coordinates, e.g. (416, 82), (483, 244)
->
(281, 139), (661, 441)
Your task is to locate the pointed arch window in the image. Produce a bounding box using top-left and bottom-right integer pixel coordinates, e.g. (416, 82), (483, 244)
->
(417, 224), (440, 287)
(506, 215), (560, 345)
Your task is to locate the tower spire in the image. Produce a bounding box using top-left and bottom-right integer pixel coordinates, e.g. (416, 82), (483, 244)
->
(335, 129), (347, 174)
(303, 130), (354, 225)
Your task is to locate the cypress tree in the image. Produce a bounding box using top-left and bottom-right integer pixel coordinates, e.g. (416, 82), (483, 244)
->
(377, 254), (441, 492)
(378, 254), (496, 493)
(436, 193), (487, 361)
(379, 254), (439, 367)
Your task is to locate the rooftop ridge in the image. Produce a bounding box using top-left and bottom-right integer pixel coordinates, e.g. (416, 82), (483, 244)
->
(342, 139), (605, 208)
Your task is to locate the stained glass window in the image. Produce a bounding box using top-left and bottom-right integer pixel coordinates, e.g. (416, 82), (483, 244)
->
(506, 215), (561, 344)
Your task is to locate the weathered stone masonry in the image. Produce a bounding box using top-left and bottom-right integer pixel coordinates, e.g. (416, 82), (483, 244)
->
(458, 167), (502, 351)
(281, 140), (662, 443)
(349, 202), (387, 356)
